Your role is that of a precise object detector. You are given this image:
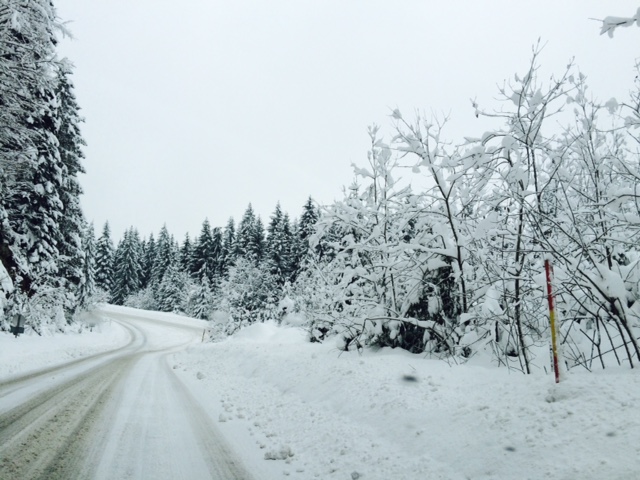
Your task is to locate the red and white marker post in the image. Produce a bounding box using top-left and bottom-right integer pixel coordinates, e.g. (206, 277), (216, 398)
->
(544, 258), (561, 383)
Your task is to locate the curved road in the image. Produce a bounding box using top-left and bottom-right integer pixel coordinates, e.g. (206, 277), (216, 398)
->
(0, 310), (253, 480)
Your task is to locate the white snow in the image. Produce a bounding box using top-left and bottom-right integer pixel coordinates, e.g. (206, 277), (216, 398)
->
(0, 312), (128, 379)
(605, 97), (620, 114)
(2, 307), (640, 479)
(172, 320), (640, 480)
(0, 262), (14, 294)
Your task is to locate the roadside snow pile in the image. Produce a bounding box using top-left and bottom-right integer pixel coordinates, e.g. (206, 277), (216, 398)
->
(0, 316), (129, 381)
(173, 321), (640, 480)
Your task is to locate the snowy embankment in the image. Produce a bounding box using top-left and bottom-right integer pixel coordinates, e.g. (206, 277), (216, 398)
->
(0, 308), (129, 381)
(173, 322), (640, 480)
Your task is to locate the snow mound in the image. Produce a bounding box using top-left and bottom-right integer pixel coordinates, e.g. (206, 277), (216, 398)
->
(174, 329), (640, 480)
(231, 321), (307, 345)
(264, 445), (294, 461)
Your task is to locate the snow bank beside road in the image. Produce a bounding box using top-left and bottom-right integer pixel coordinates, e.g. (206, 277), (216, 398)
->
(0, 304), (207, 383)
(0, 315), (129, 381)
(173, 321), (640, 480)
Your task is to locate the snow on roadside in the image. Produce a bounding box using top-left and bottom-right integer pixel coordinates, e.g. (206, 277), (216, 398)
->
(173, 321), (640, 480)
(0, 313), (129, 381)
(98, 303), (208, 330)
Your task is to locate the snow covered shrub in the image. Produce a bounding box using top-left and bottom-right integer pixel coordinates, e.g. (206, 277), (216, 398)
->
(296, 127), (471, 354)
(90, 287), (110, 305)
(216, 257), (280, 334)
(400, 259), (462, 354)
(124, 286), (157, 310)
(288, 50), (640, 372)
(18, 287), (69, 335)
(72, 310), (103, 332)
(531, 71), (640, 370)
(446, 50), (640, 371)
(274, 294), (307, 326)
(285, 262), (341, 341)
(203, 313), (228, 342)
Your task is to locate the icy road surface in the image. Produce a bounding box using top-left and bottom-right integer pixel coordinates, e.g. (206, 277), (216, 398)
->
(0, 309), (253, 480)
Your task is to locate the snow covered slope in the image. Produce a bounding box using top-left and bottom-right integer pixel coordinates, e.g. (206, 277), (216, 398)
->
(173, 321), (640, 480)
(0, 311), (129, 380)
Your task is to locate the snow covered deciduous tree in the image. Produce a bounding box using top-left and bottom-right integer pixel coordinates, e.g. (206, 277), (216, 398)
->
(538, 72), (640, 369)
(458, 50), (575, 372)
(391, 114), (486, 355)
(296, 127), (461, 353)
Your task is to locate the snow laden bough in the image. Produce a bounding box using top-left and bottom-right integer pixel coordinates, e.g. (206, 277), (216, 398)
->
(287, 50), (640, 374)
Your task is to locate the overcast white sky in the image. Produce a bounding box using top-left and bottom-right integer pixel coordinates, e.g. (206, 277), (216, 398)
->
(54, 0), (639, 241)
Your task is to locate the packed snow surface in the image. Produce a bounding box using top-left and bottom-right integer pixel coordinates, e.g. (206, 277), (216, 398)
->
(2, 306), (639, 479)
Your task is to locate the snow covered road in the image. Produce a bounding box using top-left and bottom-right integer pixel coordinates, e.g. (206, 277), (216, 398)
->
(0, 308), (253, 480)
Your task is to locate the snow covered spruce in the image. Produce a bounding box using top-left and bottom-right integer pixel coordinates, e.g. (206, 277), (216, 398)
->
(0, 2), (96, 335)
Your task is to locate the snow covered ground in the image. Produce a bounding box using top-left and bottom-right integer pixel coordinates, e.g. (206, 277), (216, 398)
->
(0, 310), (129, 380)
(173, 321), (640, 480)
(2, 306), (639, 479)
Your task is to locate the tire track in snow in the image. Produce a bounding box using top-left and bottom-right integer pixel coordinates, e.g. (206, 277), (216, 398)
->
(87, 350), (254, 480)
(0, 354), (137, 479)
(0, 312), (254, 480)
(164, 354), (254, 479)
